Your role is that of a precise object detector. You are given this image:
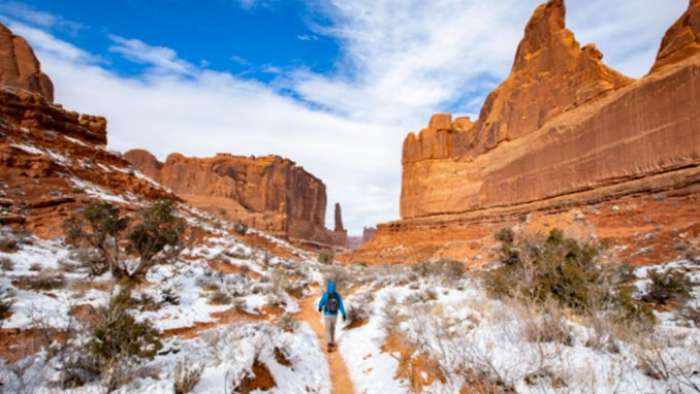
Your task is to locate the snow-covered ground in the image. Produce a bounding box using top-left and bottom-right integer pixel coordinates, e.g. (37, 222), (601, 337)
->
(0, 207), (329, 393)
(1, 218), (699, 393)
(335, 260), (700, 394)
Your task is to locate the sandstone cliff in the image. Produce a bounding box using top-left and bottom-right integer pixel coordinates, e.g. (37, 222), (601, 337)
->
(651, 0), (700, 73)
(124, 149), (348, 248)
(352, 0), (700, 265)
(0, 23), (53, 102)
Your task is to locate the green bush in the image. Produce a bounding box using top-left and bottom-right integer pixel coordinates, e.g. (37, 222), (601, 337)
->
(128, 200), (184, 278)
(63, 201), (129, 276)
(88, 287), (162, 364)
(64, 199), (184, 281)
(642, 269), (692, 305)
(483, 228), (653, 323)
(412, 260), (464, 285)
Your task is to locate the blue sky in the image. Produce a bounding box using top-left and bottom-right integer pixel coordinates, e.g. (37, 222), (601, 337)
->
(0, 0), (688, 234)
(4, 0), (341, 81)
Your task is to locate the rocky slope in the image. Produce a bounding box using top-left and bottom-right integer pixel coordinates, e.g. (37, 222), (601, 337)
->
(0, 87), (174, 238)
(124, 149), (348, 248)
(350, 0), (700, 264)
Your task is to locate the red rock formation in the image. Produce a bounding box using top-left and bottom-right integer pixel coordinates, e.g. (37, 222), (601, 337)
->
(352, 0), (700, 265)
(0, 91), (174, 238)
(470, 0), (632, 156)
(0, 23), (53, 102)
(651, 0), (700, 73)
(124, 149), (347, 248)
(334, 203), (345, 232)
(0, 23), (176, 238)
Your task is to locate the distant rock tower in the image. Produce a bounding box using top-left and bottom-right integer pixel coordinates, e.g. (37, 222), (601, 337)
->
(334, 203), (345, 232)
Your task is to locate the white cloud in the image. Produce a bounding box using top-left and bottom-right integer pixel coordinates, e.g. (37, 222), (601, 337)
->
(1, 0), (688, 234)
(0, 1), (83, 33)
(2, 19), (95, 64)
(108, 35), (194, 75)
(297, 34), (319, 41)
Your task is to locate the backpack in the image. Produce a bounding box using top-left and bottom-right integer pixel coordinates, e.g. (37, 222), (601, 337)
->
(326, 292), (339, 314)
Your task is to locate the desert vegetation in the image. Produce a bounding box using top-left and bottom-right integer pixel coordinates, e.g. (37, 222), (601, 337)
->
(63, 199), (185, 281)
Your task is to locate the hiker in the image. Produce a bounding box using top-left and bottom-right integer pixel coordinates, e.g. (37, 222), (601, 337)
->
(318, 280), (346, 352)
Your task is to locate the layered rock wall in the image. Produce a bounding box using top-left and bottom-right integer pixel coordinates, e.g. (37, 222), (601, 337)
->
(125, 150), (347, 248)
(0, 94), (172, 238)
(352, 0), (700, 265)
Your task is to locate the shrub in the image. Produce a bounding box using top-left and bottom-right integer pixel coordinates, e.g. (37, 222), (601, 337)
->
(0, 287), (14, 325)
(63, 201), (128, 275)
(485, 229), (601, 309)
(407, 288), (438, 304)
(318, 249), (335, 264)
(1, 256), (13, 271)
(381, 296), (403, 336)
(69, 247), (108, 276)
(173, 357), (203, 394)
(88, 287), (163, 365)
(483, 228), (651, 323)
(681, 306), (700, 327)
(233, 222), (248, 235)
(127, 199), (184, 279)
(642, 269), (692, 305)
(162, 287), (180, 306)
(0, 236), (18, 252)
(495, 227), (515, 244)
(519, 300), (573, 346)
(275, 313), (299, 333)
(14, 272), (66, 291)
(412, 260), (464, 283)
(209, 290), (232, 305)
(346, 304), (369, 329)
(55, 346), (101, 389)
(64, 199), (184, 281)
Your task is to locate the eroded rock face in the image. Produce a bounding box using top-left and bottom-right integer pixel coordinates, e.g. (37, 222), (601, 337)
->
(353, 0), (700, 265)
(0, 88), (174, 237)
(0, 23), (54, 102)
(471, 0), (632, 155)
(124, 150), (347, 247)
(334, 203), (344, 232)
(651, 0), (700, 73)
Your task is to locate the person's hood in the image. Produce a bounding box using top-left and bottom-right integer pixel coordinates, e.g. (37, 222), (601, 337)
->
(326, 280), (336, 293)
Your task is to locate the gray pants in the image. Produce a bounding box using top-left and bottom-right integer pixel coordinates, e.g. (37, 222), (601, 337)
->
(324, 315), (337, 345)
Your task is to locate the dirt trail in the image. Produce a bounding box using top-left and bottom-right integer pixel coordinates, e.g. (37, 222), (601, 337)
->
(296, 295), (356, 394)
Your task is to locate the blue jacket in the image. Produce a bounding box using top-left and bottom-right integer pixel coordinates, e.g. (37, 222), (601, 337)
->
(318, 281), (346, 318)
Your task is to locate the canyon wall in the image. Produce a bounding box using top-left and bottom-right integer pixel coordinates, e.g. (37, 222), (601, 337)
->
(124, 149), (348, 248)
(350, 0), (700, 265)
(0, 24), (175, 238)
